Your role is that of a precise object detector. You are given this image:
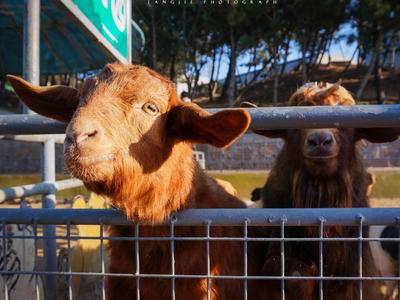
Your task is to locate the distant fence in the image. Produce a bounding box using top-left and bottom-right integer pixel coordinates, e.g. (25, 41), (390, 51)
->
(196, 133), (400, 171)
(1, 133), (400, 173)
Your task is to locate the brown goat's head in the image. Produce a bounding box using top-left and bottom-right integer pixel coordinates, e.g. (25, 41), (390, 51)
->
(251, 82), (400, 177)
(8, 64), (250, 202)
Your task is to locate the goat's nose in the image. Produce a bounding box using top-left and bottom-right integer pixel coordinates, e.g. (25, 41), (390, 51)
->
(307, 132), (334, 149)
(65, 123), (101, 145)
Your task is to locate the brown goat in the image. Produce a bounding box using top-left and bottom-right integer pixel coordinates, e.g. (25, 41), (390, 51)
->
(8, 64), (269, 300)
(254, 82), (400, 300)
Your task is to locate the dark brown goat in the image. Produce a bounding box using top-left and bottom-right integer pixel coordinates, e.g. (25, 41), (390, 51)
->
(254, 83), (400, 300)
(8, 64), (269, 300)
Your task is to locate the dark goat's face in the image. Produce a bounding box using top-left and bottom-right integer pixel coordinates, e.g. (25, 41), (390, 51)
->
(290, 83), (355, 176)
(8, 64), (250, 189)
(300, 128), (341, 176)
(251, 82), (400, 177)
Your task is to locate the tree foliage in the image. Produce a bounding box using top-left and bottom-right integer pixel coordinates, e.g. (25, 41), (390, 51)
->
(133, 0), (400, 105)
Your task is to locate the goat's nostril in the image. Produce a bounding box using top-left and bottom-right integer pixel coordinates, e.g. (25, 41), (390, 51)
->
(88, 130), (97, 138)
(322, 137), (333, 146)
(65, 134), (74, 145)
(307, 136), (318, 147)
(307, 132), (334, 149)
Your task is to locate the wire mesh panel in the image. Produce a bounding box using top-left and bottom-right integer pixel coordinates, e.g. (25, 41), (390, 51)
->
(0, 208), (399, 300)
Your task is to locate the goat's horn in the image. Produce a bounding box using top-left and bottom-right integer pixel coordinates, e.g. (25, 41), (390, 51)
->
(314, 84), (340, 103)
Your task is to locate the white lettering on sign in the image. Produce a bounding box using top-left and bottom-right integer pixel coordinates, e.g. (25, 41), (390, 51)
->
(102, 0), (127, 32)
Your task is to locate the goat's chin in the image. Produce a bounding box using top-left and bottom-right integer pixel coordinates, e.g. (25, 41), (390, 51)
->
(303, 157), (338, 177)
(65, 156), (115, 183)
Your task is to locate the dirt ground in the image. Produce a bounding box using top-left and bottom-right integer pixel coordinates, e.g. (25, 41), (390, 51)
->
(369, 198), (400, 207)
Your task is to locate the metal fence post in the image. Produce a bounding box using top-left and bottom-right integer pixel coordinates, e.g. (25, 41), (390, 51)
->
(23, 1), (57, 298)
(22, 0), (40, 114)
(41, 139), (57, 300)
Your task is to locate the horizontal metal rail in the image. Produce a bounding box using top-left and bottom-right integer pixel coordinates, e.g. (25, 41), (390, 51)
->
(0, 134), (65, 144)
(1, 269), (400, 281)
(0, 114), (66, 134)
(1, 105), (400, 134)
(0, 178), (83, 202)
(1, 208), (400, 226)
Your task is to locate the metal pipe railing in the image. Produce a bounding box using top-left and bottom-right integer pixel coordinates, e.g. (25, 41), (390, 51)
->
(0, 208), (399, 226)
(0, 114), (65, 135)
(1, 104), (400, 135)
(0, 178), (83, 203)
(0, 134), (65, 144)
(21, 0), (58, 297)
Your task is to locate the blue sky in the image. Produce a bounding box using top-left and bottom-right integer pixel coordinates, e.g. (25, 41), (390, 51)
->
(201, 22), (358, 80)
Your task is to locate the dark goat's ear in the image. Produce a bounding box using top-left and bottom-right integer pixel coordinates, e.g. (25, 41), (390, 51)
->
(254, 129), (288, 139)
(7, 75), (79, 123)
(166, 104), (250, 148)
(240, 101), (287, 139)
(356, 128), (400, 143)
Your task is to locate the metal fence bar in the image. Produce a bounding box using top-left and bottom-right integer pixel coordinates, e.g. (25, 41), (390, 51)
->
(243, 219), (249, 300)
(206, 220), (211, 300)
(2, 104), (400, 134)
(1, 208), (400, 226)
(41, 139), (57, 300)
(280, 218), (286, 300)
(6, 234), (400, 243)
(100, 222), (106, 300)
(2, 221), (8, 300)
(135, 224), (140, 300)
(358, 217), (364, 300)
(22, 0), (40, 114)
(170, 219), (176, 300)
(239, 105), (400, 130)
(33, 221), (40, 300)
(0, 178), (83, 202)
(398, 224), (400, 300)
(66, 222), (72, 300)
(2, 269), (400, 281)
(0, 115), (66, 135)
(318, 218), (324, 300)
(0, 134), (65, 144)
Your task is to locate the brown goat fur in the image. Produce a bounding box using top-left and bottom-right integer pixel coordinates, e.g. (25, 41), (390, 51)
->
(8, 64), (269, 300)
(255, 82), (400, 300)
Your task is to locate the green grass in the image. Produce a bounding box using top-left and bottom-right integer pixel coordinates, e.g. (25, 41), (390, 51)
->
(209, 170), (400, 200)
(0, 170), (399, 202)
(370, 171), (400, 199)
(209, 172), (268, 199)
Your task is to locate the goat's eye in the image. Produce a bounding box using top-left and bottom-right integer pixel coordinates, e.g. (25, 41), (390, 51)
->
(142, 102), (159, 115)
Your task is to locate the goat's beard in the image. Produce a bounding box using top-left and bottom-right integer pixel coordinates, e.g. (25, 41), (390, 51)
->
(64, 150), (130, 190)
(292, 169), (352, 209)
(292, 169), (352, 237)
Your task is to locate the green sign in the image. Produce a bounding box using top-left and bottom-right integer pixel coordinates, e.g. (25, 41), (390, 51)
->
(60, 0), (131, 63)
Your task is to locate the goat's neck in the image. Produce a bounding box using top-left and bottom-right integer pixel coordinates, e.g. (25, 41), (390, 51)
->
(111, 143), (200, 223)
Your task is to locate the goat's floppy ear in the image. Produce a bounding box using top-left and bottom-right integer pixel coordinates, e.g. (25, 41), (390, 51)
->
(167, 104), (250, 148)
(7, 75), (79, 123)
(254, 129), (288, 139)
(356, 128), (400, 143)
(240, 101), (287, 139)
